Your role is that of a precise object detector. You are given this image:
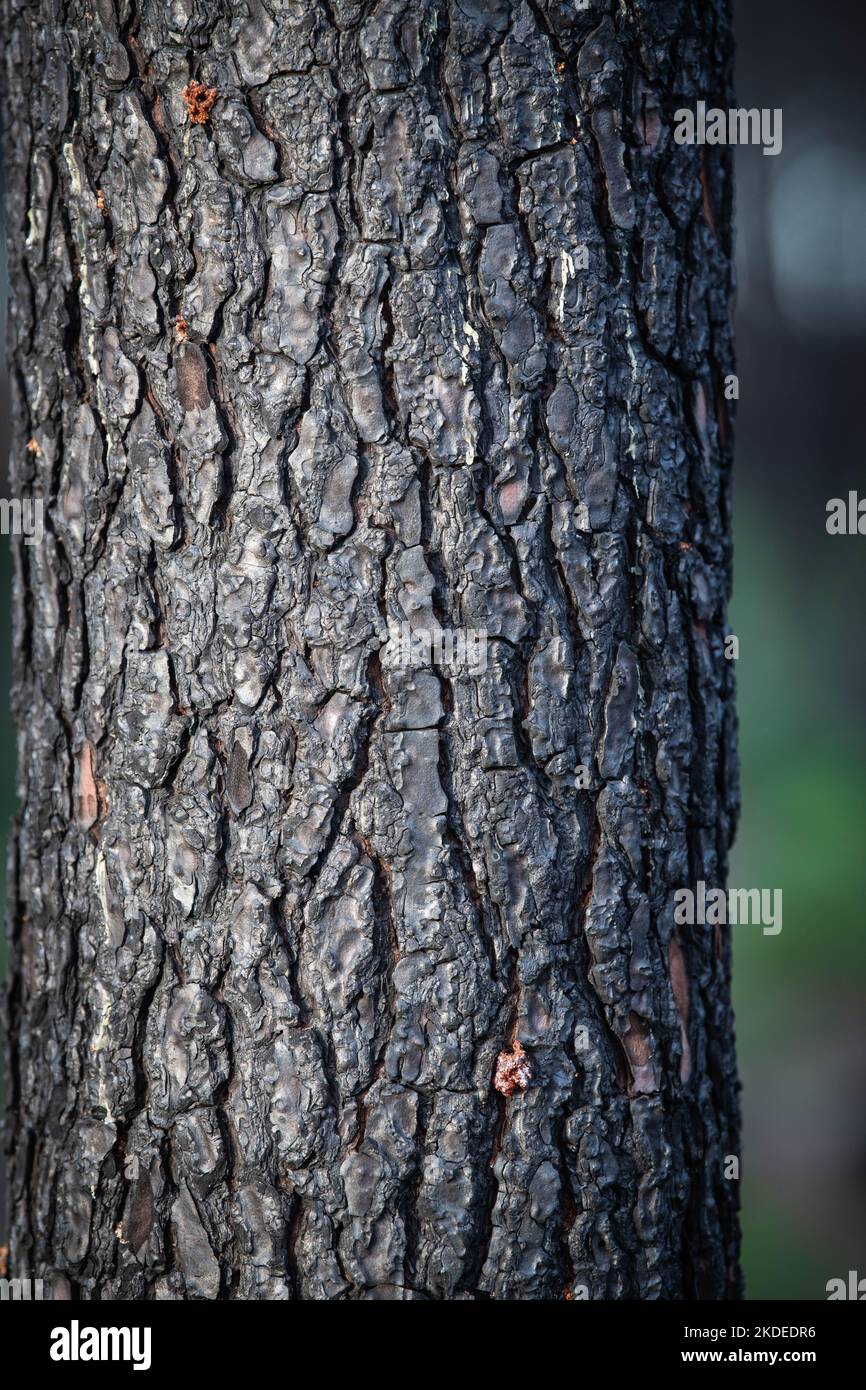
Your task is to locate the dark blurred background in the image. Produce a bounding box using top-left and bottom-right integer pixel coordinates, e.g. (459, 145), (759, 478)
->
(726, 0), (866, 1298)
(0, 0), (863, 1299)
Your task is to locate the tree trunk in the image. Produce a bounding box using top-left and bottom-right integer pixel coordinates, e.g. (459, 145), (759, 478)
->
(1, 0), (740, 1300)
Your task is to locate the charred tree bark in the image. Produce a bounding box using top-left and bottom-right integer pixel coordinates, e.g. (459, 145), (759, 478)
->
(1, 0), (740, 1300)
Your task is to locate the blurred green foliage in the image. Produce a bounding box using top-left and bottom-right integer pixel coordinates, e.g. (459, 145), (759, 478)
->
(731, 497), (866, 1298)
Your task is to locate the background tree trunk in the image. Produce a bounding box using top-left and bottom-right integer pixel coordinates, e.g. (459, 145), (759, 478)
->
(1, 0), (740, 1299)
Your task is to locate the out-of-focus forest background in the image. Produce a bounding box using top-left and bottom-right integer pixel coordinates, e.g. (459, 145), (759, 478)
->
(723, 0), (866, 1297)
(0, 0), (863, 1298)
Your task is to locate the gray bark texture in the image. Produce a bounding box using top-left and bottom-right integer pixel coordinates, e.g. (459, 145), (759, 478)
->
(1, 0), (740, 1300)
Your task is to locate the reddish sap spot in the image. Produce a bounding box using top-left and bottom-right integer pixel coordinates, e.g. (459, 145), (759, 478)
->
(624, 1013), (657, 1094)
(669, 935), (692, 1083)
(182, 80), (217, 125)
(76, 740), (98, 831)
(692, 380), (712, 464)
(494, 1040), (532, 1097)
(498, 480), (523, 523)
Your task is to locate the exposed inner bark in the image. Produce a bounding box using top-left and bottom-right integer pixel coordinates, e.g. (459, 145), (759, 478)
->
(2, 0), (740, 1300)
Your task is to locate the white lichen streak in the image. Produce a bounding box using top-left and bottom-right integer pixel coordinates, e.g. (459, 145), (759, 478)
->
(92, 851), (117, 1130)
(558, 249), (575, 321)
(624, 328), (642, 462)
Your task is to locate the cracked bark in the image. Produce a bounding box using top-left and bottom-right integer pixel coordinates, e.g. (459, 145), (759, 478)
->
(1, 0), (741, 1300)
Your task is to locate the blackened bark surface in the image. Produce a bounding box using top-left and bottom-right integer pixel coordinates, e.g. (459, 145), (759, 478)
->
(1, 0), (740, 1300)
